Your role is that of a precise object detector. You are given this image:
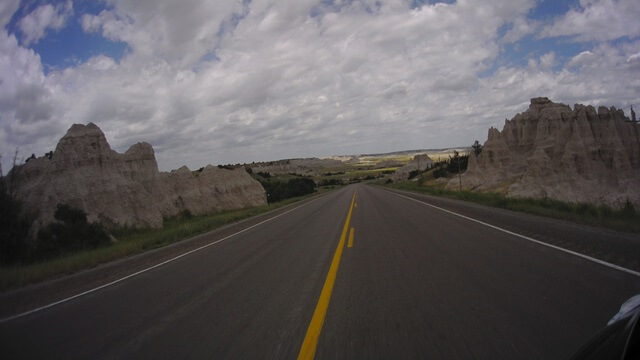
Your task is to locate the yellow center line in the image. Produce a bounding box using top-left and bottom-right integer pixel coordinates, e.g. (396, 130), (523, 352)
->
(347, 227), (354, 248)
(297, 191), (357, 360)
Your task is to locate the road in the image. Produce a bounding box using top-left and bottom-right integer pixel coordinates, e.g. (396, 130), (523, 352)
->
(1, 184), (640, 359)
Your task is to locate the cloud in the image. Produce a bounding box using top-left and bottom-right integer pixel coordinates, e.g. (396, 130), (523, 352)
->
(65, 0), (525, 168)
(81, 0), (244, 68)
(0, 27), (61, 166)
(541, 0), (640, 42)
(0, 0), (20, 29)
(567, 50), (595, 68)
(501, 15), (539, 43)
(0, 29), (51, 122)
(2, 0), (640, 172)
(17, 0), (73, 45)
(627, 52), (640, 63)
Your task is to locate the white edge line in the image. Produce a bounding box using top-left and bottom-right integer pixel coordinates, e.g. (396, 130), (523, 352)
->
(387, 190), (640, 278)
(1, 196), (324, 324)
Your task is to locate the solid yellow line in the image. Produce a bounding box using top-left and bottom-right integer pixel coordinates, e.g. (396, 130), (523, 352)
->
(347, 227), (354, 248)
(297, 191), (357, 360)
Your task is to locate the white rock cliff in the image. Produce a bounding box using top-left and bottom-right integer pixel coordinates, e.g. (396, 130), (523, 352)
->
(12, 123), (267, 229)
(392, 154), (435, 182)
(448, 98), (640, 208)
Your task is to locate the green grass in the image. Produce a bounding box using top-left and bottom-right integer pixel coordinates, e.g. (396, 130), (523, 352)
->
(0, 193), (321, 291)
(384, 181), (640, 233)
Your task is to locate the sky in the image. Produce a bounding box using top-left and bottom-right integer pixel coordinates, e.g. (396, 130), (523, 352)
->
(1, 0), (639, 171)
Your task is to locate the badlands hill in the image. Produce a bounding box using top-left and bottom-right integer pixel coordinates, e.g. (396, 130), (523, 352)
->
(11, 123), (266, 229)
(391, 154), (435, 182)
(448, 98), (640, 208)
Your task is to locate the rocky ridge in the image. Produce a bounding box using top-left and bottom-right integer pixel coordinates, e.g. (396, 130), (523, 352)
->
(391, 154), (434, 182)
(12, 123), (267, 229)
(249, 158), (344, 176)
(447, 98), (640, 208)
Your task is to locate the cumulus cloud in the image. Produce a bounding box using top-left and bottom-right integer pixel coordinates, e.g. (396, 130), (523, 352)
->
(2, 0), (640, 171)
(0, 28), (61, 166)
(567, 50), (595, 68)
(541, 0), (640, 42)
(81, 0), (244, 68)
(17, 0), (73, 45)
(69, 0), (536, 168)
(0, 30), (51, 121)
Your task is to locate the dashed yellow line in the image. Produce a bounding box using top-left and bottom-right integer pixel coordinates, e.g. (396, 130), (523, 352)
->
(297, 191), (357, 360)
(347, 227), (354, 248)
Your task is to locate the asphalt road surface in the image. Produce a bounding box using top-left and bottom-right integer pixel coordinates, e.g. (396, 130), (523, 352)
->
(1, 184), (640, 359)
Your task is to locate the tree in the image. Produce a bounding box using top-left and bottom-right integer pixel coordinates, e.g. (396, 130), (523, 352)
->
(472, 140), (483, 156)
(259, 177), (316, 203)
(36, 204), (111, 259)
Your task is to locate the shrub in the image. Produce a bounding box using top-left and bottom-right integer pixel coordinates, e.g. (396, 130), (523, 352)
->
(260, 177), (316, 203)
(36, 204), (111, 259)
(621, 199), (637, 219)
(433, 168), (448, 178)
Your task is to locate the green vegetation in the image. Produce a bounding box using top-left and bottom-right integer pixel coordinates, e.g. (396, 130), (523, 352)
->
(0, 193), (321, 291)
(36, 204), (111, 260)
(471, 139), (483, 156)
(258, 177), (316, 203)
(384, 181), (640, 233)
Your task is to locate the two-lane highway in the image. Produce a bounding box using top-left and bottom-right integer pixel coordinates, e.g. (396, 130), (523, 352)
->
(1, 184), (639, 359)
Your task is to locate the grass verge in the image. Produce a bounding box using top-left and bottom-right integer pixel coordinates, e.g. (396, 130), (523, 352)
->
(0, 193), (322, 292)
(383, 181), (640, 233)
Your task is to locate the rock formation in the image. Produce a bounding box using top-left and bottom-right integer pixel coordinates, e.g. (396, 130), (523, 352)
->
(11, 123), (267, 229)
(447, 97), (640, 208)
(392, 154), (434, 182)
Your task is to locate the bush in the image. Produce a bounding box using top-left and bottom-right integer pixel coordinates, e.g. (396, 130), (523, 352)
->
(621, 199), (637, 219)
(36, 204), (111, 259)
(260, 177), (316, 203)
(433, 168), (448, 178)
